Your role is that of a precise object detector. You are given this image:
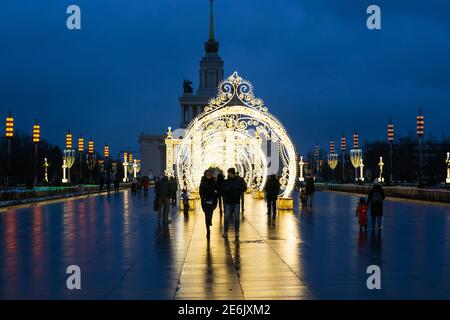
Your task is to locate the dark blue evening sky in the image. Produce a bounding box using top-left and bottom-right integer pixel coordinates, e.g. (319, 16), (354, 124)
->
(1, 0), (449, 156)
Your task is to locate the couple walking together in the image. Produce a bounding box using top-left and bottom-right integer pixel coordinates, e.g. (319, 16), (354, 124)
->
(199, 168), (247, 240)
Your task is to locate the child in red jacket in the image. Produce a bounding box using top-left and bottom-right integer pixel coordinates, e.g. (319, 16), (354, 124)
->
(356, 198), (368, 232)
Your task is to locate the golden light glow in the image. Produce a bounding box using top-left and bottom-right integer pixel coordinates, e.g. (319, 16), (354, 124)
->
(32, 122), (40, 143)
(66, 131), (72, 150)
(104, 145), (109, 158)
(5, 116), (14, 138)
(123, 152), (128, 163)
(128, 153), (133, 163)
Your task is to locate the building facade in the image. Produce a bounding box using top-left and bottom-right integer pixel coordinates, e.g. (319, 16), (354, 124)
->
(139, 0), (224, 177)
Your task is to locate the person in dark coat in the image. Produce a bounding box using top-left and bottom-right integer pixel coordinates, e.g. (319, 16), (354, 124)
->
(305, 175), (315, 207)
(367, 182), (385, 231)
(216, 172), (225, 216)
(114, 176), (120, 195)
(264, 175), (280, 216)
(169, 176), (177, 206)
(199, 170), (218, 239)
(156, 176), (172, 224)
(222, 168), (247, 239)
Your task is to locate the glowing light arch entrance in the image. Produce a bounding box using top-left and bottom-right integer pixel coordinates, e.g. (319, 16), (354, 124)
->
(167, 72), (297, 204)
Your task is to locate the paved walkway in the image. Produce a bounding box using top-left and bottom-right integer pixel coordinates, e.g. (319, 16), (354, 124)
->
(0, 190), (449, 299)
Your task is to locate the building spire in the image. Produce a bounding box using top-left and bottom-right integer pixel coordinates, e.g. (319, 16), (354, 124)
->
(204, 0), (219, 53)
(209, 0), (215, 40)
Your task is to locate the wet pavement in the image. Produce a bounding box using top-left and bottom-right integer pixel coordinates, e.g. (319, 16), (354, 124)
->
(0, 190), (449, 300)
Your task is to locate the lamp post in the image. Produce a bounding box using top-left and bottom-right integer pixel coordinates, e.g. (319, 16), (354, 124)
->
(359, 158), (365, 182)
(327, 139), (338, 181)
(78, 137), (84, 183)
(388, 120), (394, 183)
(445, 152), (450, 185)
(314, 143), (320, 180)
(86, 139), (96, 183)
(133, 159), (141, 179)
(378, 156), (385, 183)
(350, 131), (362, 182)
(341, 134), (346, 183)
(299, 156), (305, 182)
(32, 119), (40, 185)
(5, 111), (13, 185)
(62, 130), (75, 183)
(122, 152), (128, 182)
(417, 109), (424, 187)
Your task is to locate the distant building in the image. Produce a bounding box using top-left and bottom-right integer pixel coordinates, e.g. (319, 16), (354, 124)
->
(139, 0), (224, 177)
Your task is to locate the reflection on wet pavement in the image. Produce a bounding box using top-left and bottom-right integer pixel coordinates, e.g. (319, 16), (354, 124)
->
(0, 190), (449, 299)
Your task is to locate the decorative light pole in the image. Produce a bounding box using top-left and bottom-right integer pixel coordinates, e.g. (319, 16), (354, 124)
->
(78, 137), (84, 183)
(350, 131), (362, 182)
(388, 120), (394, 183)
(86, 139), (96, 182)
(5, 111), (14, 185)
(32, 119), (40, 185)
(43, 158), (50, 183)
(359, 158), (365, 182)
(127, 153), (134, 179)
(417, 109), (424, 187)
(62, 130), (75, 183)
(103, 144), (110, 175)
(298, 156), (305, 182)
(378, 156), (385, 183)
(341, 134), (346, 182)
(445, 152), (450, 185)
(122, 152), (129, 182)
(327, 139), (338, 181)
(133, 159), (141, 179)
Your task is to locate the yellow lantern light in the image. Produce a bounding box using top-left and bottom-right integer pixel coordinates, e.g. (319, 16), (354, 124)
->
(88, 139), (94, 154)
(78, 137), (84, 152)
(5, 114), (14, 138)
(32, 121), (40, 143)
(104, 145), (109, 158)
(66, 131), (73, 150)
(128, 153), (133, 163)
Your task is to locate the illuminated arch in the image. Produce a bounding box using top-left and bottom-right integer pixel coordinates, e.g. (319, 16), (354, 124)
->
(175, 72), (297, 198)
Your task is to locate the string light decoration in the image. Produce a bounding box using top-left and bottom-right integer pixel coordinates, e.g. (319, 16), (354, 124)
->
(388, 120), (394, 182)
(104, 145), (109, 158)
(417, 108), (424, 186)
(340, 134), (346, 181)
(172, 72), (297, 200)
(388, 122), (394, 142)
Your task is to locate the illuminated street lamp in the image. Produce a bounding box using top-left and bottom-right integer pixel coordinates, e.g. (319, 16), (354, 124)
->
(86, 139), (96, 182)
(341, 134), (346, 182)
(314, 143), (320, 178)
(122, 152), (129, 182)
(32, 119), (40, 184)
(388, 120), (394, 183)
(350, 131), (362, 182)
(359, 158), (365, 182)
(417, 108), (424, 187)
(378, 156), (385, 183)
(104, 145), (109, 158)
(133, 159), (141, 179)
(78, 137), (84, 183)
(62, 130), (75, 183)
(5, 111), (14, 185)
(446, 152), (450, 185)
(327, 139), (338, 181)
(127, 153), (134, 177)
(298, 156), (305, 182)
